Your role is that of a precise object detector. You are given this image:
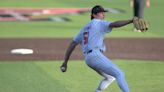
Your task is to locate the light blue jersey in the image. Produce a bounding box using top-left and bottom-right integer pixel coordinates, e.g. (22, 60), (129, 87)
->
(73, 19), (112, 53)
(73, 19), (130, 92)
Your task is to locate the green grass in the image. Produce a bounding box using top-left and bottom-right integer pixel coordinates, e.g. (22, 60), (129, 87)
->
(0, 60), (164, 92)
(0, 0), (164, 38)
(0, 0), (131, 8)
(0, 61), (69, 92)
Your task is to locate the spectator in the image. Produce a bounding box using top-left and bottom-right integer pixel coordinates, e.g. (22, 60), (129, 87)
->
(130, 0), (150, 32)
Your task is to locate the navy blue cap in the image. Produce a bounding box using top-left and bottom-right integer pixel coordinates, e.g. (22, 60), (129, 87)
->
(91, 5), (108, 14)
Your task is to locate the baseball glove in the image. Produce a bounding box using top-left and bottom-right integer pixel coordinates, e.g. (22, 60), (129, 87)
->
(133, 17), (148, 32)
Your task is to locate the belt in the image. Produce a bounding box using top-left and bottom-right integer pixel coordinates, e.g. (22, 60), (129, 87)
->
(84, 49), (103, 54)
(85, 50), (92, 54)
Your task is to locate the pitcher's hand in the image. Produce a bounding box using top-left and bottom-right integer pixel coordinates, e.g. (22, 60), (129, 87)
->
(60, 62), (67, 72)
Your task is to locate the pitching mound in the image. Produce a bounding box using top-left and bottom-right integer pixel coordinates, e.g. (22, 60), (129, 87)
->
(0, 38), (163, 61)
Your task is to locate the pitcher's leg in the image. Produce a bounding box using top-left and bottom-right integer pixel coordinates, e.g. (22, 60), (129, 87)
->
(96, 72), (115, 92)
(114, 70), (130, 92)
(100, 61), (130, 92)
(97, 55), (130, 92)
(85, 51), (130, 92)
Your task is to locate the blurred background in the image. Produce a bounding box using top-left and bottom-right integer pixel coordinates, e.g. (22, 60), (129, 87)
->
(0, 0), (164, 92)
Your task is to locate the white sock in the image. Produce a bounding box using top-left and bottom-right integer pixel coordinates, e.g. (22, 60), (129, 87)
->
(96, 73), (115, 92)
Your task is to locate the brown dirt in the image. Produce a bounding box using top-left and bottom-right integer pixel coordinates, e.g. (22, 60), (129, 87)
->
(0, 38), (164, 61)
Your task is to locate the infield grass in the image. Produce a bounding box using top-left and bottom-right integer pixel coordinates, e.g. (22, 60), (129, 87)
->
(0, 60), (164, 92)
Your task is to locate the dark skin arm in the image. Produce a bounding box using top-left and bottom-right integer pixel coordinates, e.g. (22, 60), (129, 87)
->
(109, 19), (133, 29)
(60, 41), (79, 72)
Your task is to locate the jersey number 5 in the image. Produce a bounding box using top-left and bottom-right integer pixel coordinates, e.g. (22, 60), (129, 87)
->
(83, 32), (89, 44)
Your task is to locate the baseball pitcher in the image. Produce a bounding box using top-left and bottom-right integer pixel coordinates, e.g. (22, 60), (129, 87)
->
(60, 5), (148, 92)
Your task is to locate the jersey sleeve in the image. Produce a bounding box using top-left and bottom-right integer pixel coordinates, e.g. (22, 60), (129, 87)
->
(73, 30), (82, 44)
(101, 20), (112, 33)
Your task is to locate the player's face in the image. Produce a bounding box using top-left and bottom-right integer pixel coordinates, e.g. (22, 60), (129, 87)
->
(98, 12), (105, 19)
(93, 12), (105, 20)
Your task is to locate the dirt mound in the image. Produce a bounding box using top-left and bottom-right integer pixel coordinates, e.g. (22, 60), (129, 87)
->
(0, 38), (163, 61)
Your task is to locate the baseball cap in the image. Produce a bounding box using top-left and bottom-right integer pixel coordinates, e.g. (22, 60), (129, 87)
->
(91, 5), (108, 14)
